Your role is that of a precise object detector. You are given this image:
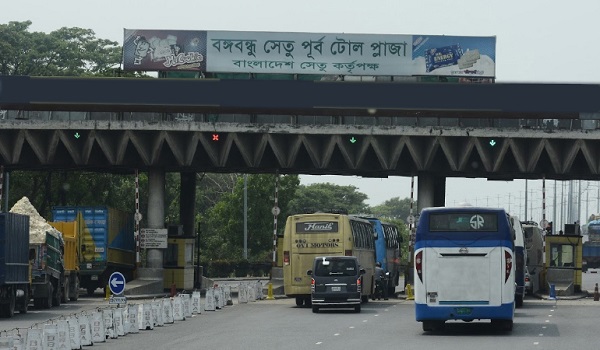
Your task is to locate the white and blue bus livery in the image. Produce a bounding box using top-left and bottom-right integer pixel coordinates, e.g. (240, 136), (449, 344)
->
(414, 207), (515, 332)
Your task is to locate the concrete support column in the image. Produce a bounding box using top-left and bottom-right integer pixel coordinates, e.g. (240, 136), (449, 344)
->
(147, 169), (165, 269)
(180, 172), (197, 236)
(417, 174), (447, 212)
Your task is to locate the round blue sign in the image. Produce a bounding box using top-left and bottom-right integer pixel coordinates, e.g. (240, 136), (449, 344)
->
(109, 272), (126, 295)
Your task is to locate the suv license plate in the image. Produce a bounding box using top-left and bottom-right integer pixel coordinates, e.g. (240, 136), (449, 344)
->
(331, 286), (341, 292)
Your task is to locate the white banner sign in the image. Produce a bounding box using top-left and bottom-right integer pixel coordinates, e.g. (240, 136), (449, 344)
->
(140, 228), (168, 249)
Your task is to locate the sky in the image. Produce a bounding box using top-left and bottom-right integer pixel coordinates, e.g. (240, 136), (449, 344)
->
(3, 0), (600, 226)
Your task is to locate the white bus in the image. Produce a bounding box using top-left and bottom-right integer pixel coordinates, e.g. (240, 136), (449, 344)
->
(414, 207), (515, 332)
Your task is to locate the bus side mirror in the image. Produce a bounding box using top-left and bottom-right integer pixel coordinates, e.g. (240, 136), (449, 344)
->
(307, 270), (312, 276)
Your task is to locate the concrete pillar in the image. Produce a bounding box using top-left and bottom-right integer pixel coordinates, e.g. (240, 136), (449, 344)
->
(417, 174), (446, 212)
(180, 172), (196, 236)
(147, 169), (165, 269)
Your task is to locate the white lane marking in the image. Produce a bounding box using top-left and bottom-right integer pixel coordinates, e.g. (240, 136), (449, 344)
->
(548, 315), (553, 317)
(374, 314), (379, 317)
(550, 309), (554, 312)
(534, 342), (539, 345)
(362, 320), (368, 322)
(542, 326), (547, 329)
(545, 320), (550, 323)
(349, 326), (355, 329)
(316, 342), (322, 345)
(539, 334), (544, 336)
(334, 333), (339, 336)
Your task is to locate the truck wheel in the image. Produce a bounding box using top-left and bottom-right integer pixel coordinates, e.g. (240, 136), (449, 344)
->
(1, 291), (16, 318)
(19, 288), (28, 314)
(62, 277), (69, 303)
(53, 280), (62, 307)
(70, 277), (79, 301)
(43, 283), (53, 309)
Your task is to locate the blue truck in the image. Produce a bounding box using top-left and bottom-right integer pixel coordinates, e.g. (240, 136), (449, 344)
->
(52, 206), (136, 296)
(0, 212), (31, 318)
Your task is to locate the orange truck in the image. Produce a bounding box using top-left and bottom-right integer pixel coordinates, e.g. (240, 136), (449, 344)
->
(49, 213), (82, 302)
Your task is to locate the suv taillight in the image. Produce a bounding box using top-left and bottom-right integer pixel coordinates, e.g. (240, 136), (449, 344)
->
(357, 277), (362, 293)
(415, 250), (423, 283)
(505, 250), (512, 283)
(283, 251), (289, 265)
(311, 277), (315, 292)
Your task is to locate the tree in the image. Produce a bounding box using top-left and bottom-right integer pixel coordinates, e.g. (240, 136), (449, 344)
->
(0, 21), (124, 76)
(287, 182), (369, 215)
(202, 174), (299, 261)
(370, 197), (414, 220)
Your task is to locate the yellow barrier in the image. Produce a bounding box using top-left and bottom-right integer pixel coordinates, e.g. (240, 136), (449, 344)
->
(266, 282), (275, 300)
(104, 284), (111, 301)
(406, 284), (414, 300)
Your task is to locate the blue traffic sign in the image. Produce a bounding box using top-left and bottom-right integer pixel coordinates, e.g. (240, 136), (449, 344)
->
(109, 272), (126, 295)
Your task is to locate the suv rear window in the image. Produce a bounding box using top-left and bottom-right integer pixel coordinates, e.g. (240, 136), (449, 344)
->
(314, 258), (357, 277)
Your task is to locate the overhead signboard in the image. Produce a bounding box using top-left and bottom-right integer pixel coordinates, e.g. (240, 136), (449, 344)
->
(140, 228), (168, 249)
(123, 29), (496, 77)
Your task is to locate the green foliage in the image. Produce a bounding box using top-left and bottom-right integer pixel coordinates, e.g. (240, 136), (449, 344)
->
(287, 182), (369, 214)
(201, 174), (299, 262)
(370, 196), (415, 220)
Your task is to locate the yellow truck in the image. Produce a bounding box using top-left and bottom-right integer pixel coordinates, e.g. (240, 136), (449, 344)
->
(49, 213), (82, 302)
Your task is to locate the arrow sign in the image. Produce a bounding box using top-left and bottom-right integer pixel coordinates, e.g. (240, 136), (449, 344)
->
(108, 272), (126, 295)
(350, 137), (357, 144)
(489, 139), (496, 146)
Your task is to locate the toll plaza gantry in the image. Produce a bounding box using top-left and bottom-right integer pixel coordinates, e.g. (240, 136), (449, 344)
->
(2, 75), (600, 293)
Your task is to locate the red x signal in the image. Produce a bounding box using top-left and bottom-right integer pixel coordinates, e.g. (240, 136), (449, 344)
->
(212, 134), (219, 141)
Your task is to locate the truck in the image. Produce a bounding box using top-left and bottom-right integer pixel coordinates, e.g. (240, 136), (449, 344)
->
(49, 214), (81, 302)
(0, 212), (31, 318)
(52, 206), (136, 296)
(582, 219), (600, 270)
(9, 196), (68, 309)
(29, 227), (64, 308)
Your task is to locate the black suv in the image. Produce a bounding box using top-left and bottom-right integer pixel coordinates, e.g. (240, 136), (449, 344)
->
(307, 256), (365, 313)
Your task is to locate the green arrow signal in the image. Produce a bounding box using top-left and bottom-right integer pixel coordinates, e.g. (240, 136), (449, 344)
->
(74, 132), (81, 139)
(489, 139), (496, 146)
(350, 137), (357, 144)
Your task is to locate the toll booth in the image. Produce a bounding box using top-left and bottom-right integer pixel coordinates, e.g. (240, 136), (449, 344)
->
(163, 229), (195, 290)
(544, 234), (583, 294)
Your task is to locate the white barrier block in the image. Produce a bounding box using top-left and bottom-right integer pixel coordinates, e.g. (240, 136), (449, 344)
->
(114, 308), (125, 336)
(172, 297), (185, 321)
(55, 320), (70, 349)
(151, 300), (162, 327)
(225, 285), (233, 305)
(163, 298), (174, 324)
(150, 302), (158, 327)
(0, 336), (13, 350)
(90, 311), (106, 343)
(122, 307), (130, 335)
(181, 294), (192, 317)
(66, 316), (81, 350)
(127, 305), (139, 333)
(142, 303), (154, 330)
(191, 291), (201, 314)
(42, 324), (58, 349)
(78, 315), (92, 346)
(214, 288), (221, 309)
(204, 288), (215, 311)
(25, 328), (43, 350)
(249, 284), (256, 302)
(12, 334), (24, 350)
(102, 309), (116, 339)
(238, 283), (248, 304)
(257, 281), (264, 300)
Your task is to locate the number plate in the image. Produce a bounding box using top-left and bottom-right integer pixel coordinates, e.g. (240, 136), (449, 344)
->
(331, 286), (341, 292)
(91, 275), (98, 281)
(455, 307), (472, 315)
